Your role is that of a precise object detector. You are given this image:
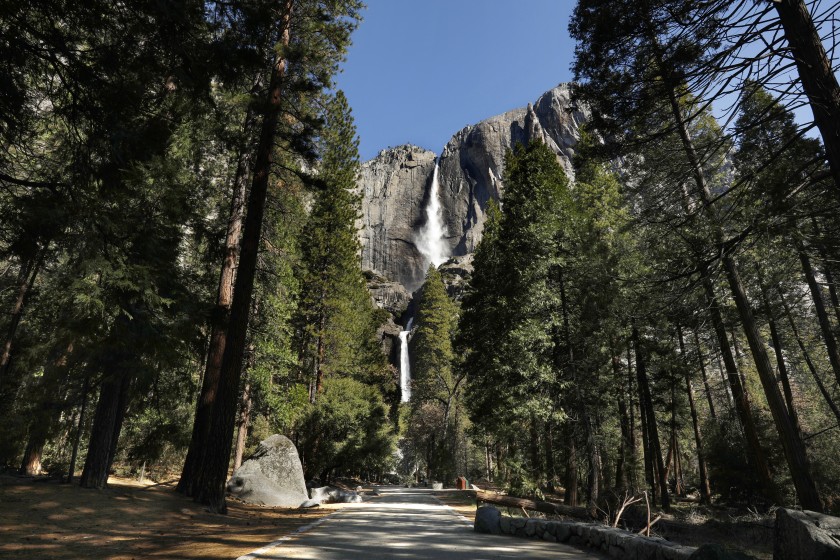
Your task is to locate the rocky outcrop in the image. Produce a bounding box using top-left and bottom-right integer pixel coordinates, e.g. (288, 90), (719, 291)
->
(358, 145), (437, 291)
(225, 434), (309, 508)
(357, 84), (589, 294)
(436, 83), (589, 255)
(774, 508), (840, 560)
(439, 254), (473, 301)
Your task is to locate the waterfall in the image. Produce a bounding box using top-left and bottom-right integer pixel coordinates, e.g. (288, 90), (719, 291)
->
(415, 161), (449, 268)
(399, 317), (413, 403)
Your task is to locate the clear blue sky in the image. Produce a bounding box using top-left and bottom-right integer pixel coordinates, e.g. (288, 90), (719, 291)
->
(335, 1), (577, 161)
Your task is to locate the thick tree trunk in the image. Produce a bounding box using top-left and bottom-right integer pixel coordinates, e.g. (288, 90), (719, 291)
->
(632, 325), (670, 511)
(799, 244), (840, 388)
(177, 98), (255, 496)
(773, 0), (840, 195)
(79, 366), (132, 489)
(20, 438), (44, 476)
(193, 2), (293, 512)
(476, 489), (595, 520)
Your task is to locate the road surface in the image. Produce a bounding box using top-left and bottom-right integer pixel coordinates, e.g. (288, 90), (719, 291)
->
(237, 487), (606, 559)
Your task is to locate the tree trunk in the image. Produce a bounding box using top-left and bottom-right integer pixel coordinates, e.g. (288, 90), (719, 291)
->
(811, 219), (840, 328)
(545, 419), (556, 484)
(564, 426), (578, 506)
(476, 489), (595, 520)
(799, 243), (840, 388)
(79, 366), (132, 489)
(614, 354), (631, 490)
(20, 438), (44, 476)
(773, 0), (840, 196)
(193, 2), (293, 512)
(678, 325), (711, 504)
(632, 324), (670, 511)
(232, 377), (252, 471)
(0, 249), (44, 383)
(760, 286), (802, 434)
(779, 289), (840, 427)
(692, 328), (717, 420)
(722, 254), (821, 510)
(626, 345), (638, 488)
(177, 93), (255, 496)
(67, 376), (90, 484)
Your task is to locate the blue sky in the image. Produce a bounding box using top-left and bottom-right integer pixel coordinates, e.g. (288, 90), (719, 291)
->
(335, 0), (577, 161)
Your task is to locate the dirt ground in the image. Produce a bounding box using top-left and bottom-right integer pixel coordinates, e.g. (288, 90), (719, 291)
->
(433, 490), (477, 522)
(0, 474), (345, 560)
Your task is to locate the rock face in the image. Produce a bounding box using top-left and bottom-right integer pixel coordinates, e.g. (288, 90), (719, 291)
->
(774, 508), (840, 560)
(225, 434), (308, 508)
(358, 145), (437, 291)
(357, 83), (588, 293)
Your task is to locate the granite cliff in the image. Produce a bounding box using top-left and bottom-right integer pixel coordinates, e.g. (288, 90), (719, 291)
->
(358, 83), (589, 310)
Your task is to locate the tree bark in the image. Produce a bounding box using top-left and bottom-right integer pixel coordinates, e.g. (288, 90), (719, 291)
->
(476, 489), (595, 520)
(773, 0), (840, 195)
(193, 1), (293, 513)
(79, 365), (132, 489)
(177, 94), (256, 496)
(632, 324), (670, 511)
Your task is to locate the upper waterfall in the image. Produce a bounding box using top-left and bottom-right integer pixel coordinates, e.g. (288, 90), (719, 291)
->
(415, 161), (449, 268)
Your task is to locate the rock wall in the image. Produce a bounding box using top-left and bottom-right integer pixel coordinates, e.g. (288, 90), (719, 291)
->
(474, 506), (696, 560)
(357, 83), (589, 293)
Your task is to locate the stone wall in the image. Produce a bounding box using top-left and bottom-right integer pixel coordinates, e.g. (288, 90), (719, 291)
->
(474, 506), (696, 560)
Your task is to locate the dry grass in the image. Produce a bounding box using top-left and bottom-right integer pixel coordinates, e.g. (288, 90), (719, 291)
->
(0, 474), (344, 560)
(433, 490), (477, 522)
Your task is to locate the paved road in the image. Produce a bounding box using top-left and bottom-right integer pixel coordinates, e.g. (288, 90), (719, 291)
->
(238, 487), (606, 560)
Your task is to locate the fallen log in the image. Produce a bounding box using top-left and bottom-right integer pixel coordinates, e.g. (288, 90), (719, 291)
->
(474, 490), (596, 520)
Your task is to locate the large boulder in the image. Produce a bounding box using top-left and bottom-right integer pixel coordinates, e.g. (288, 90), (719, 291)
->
(775, 508), (840, 560)
(225, 434), (308, 507)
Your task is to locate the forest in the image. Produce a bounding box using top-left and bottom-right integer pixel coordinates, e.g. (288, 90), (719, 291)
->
(2, 0), (840, 520)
